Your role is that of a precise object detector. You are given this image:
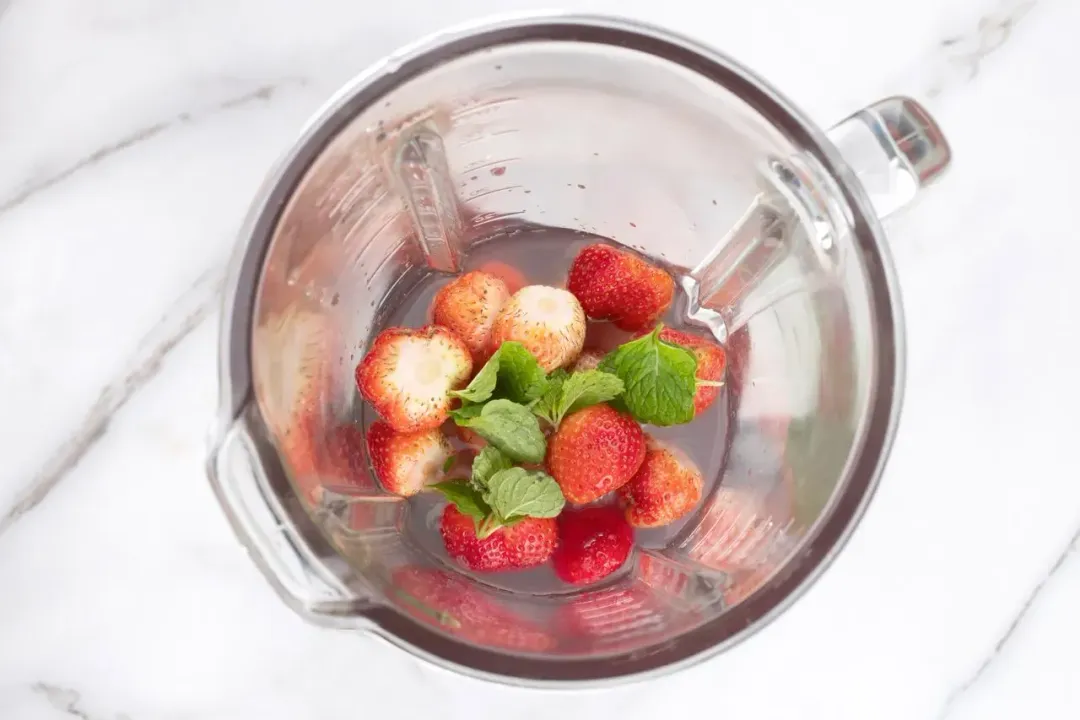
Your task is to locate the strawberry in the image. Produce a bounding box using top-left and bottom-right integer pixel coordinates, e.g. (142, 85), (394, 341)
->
(355, 325), (472, 433)
(393, 566), (554, 651)
(439, 505), (556, 571)
(647, 327), (727, 415)
(430, 271), (511, 364)
(490, 285), (586, 372)
(570, 347), (606, 372)
(618, 437), (704, 528)
(476, 260), (528, 294)
(452, 424), (487, 450)
(567, 244), (674, 332)
(546, 404), (646, 504)
(552, 506), (634, 585)
(366, 420), (452, 496)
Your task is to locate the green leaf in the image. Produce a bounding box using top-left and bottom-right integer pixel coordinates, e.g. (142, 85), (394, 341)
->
(554, 370), (624, 424)
(532, 369), (568, 425)
(599, 325), (697, 426)
(430, 481), (491, 522)
(456, 399), (546, 463)
(470, 446), (513, 488)
(441, 455), (456, 474)
(450, 353), (500, 403)
(449, 403), (484, 424)
(492, 342), (548, 404)
(483, 467), (565, 520)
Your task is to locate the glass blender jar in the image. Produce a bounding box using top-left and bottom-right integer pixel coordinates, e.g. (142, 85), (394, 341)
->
(208, 13), (950, 685)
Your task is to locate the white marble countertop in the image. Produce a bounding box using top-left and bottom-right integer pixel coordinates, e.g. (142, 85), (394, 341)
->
(2, 0), (1079, 717)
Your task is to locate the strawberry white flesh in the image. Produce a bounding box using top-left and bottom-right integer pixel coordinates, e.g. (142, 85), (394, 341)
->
(490, 285), (586, 372)
(356, 325), (472, 433)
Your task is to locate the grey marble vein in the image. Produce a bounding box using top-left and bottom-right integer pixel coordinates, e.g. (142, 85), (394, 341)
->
(0, 268), (224, 539)
(32, 682), (132, 720)
(0, 78), (306, 217)
(938, 524), (1080, 718)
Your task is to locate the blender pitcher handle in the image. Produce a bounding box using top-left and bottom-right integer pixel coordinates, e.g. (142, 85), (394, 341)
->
(686, 96), (950, 335)
(207, 417), (372, 628)
(826, 96), (952, 218)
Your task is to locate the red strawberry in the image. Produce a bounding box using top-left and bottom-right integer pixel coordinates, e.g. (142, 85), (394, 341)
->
(570, 347), (606, 372)
(439, 505), (556, 571)
(452, 423), (487, 450)
(393, 567), (554, 651)
(476, 260), (528, 294)
(567, 244), (674, 332)
(552, 506), (634, 585)
(431, 271), (511, 364)
(490, 285), (586, 371)
(636, 327), (727, 415)
(355, 325), (472, 433)
(546, 404), (646, 504)
(618, 437), (704, 528)
(367, 421), (452, 496)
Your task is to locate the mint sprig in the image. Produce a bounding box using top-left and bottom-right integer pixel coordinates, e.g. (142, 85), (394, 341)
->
(598, 325), (698, 426)
(471, 445), (513, 488)
(484, 467), (564, 521)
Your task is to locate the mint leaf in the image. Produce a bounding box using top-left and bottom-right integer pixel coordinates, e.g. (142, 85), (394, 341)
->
(555, 370), (624, 424)
(441, 455), (456, 474)
(599, 325), (697, 426)
(450, 354), (500, 403)
(532, 369), (568, 425)
(483, 467), (565, 520)
(449, 403), (484, 424)
(471, 446), (513, 488)
(456, 399), (546, 463)
(430, 481), (491, 522)
(492, 342), (548, 403)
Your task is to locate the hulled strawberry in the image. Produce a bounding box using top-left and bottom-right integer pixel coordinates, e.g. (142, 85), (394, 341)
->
(431, 271), (511, 364)
(546, 404), (646, 504)
(644, 327), (727, 415)
(567, 244), (674, 331)
(367, 421), (451, 496)
(355, 325), (472, 433)
(618, 437), (704, 527)
(553, 505), (634, 585)
(490, 285), (586, 372)
(440, 505), (556, 571)
(570, 347), (606, 372)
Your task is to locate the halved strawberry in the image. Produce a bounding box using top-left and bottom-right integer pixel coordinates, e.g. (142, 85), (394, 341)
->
(567, 244), (674, 332)
(636, 327), (727, 415)
(570, 347), (606, 372)
(546, 404), (646, 504)
(431, 271), (511, 365)
(355, 325), (472, 433)
(490, 285), (586, 372)
(618, 437), (703, 528)
(440, 505), (556, 572)
(366, 421), (451, 496)
(553, 506), (634, 585)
